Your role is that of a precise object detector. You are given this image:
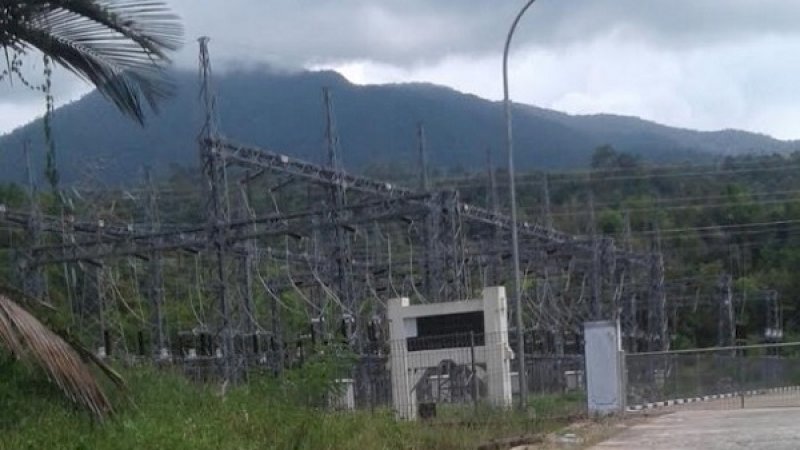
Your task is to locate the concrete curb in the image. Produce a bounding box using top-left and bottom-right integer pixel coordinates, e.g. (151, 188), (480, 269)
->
(627, 386), (800, 411)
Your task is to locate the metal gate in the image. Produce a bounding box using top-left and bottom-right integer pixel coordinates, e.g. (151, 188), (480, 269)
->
(625, 342), (800, 411)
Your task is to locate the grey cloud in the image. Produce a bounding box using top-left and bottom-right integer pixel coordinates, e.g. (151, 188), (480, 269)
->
(167, 1), (800, 67)
(4, 0), (800, 139)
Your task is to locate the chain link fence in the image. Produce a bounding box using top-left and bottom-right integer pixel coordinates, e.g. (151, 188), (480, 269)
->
(107, 325), (588, 419)
(626, 342), (800, 410)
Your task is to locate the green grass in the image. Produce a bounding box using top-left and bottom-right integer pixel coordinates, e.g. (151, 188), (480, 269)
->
(529, 392), (586, 418)
(0, 357), (582, 450)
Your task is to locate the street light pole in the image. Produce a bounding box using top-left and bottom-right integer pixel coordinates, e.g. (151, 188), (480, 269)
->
(503, 0), (537, 410)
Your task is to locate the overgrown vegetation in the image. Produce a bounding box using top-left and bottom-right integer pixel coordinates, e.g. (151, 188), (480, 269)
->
(0, 356), (580, 450)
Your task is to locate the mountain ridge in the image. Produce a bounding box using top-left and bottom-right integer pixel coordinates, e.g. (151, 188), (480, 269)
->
(1, 68), (797, 184)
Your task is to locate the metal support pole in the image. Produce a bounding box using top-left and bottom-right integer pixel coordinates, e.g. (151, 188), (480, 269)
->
(323, 87), (356, 347)
(717, 273), (734, 348)
(90, 264), (106, 354)
(470, 331), (478, 411)
(424, 193), (443, 300)
(542, 173), (553, 231)
(648, 224), (667, 352)
(237, 179), (257, 337)
(621, 210), (637, 352)
(269, 277), (284, 374)
(21, 140), (44, 298)
(199, 36), (235, 382)
(417, 123), (430, 192)
(765, 290), (782, 346)
(144, 167), (167, 357)
(418, 123), (444, 301)
(589, 193), (601, 320)
(486, 148), (501, 286)
(451, 192), (468, 299)
(503, 0), (538, 409)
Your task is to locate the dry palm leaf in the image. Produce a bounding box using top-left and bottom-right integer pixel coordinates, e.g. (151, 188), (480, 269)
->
(0, 293), (114, 419)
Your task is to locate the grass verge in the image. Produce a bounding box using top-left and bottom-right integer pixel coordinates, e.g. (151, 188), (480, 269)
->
(0, 357), (583, 450)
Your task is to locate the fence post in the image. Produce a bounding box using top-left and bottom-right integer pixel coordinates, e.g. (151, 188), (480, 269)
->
(471, 331), (478, 412)
(738, 348), (745, 409)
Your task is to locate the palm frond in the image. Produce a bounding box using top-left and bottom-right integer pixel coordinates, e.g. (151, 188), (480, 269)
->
(0, 293), (114, 419)
(64, 329), (127, 390)
(1, 0), (183, 123)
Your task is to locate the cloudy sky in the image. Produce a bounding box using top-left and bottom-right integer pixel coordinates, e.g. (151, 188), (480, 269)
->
(3, 1), (800, 139)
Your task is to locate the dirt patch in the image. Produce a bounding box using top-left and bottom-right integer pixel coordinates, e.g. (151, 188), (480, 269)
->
(477, 434), (545, 450)
(490, 413), (665, 450)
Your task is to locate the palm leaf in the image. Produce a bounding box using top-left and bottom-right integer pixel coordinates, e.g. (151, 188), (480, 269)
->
(1, 0), (183, 123)
(0, 293), (114, 419)
(63, 328), (127, 390)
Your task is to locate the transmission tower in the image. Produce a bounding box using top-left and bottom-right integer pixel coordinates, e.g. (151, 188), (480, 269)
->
(322, 87), (356, 346)
(199, 36), (235, 381)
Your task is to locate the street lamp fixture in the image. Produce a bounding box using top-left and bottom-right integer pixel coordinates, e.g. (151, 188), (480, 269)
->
(503, 0), (537, 410)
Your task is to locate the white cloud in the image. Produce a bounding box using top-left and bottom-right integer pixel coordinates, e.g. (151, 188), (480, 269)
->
(0, 59), (92, 135)
(0, 102), (46, 137)
(318, 31), (800, 140)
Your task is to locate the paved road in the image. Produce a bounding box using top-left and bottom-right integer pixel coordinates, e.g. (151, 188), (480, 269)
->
(591, 408), (800, 450)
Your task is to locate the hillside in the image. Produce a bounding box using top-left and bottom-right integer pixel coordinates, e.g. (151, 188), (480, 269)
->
(1, 68), (798, 183)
